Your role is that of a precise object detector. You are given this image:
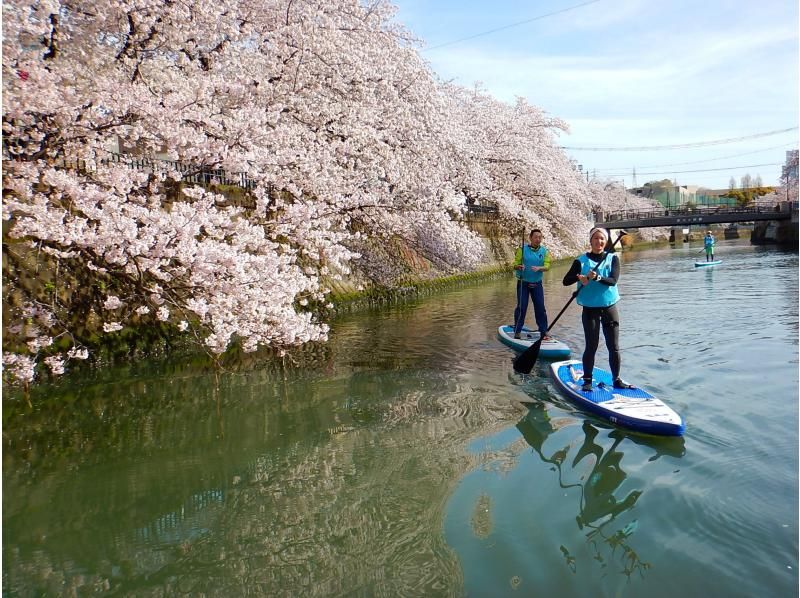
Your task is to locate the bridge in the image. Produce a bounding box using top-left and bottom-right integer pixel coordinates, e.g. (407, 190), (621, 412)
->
(594, 203), (795, 230)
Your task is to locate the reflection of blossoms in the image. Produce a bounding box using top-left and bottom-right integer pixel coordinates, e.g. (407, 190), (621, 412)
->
(103, 322), (123, 333)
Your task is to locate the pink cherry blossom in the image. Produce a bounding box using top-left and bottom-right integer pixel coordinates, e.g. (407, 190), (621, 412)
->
(67, 347), (89, 360)
(44, 355), (65, 376)
(103, 296), (123, 310)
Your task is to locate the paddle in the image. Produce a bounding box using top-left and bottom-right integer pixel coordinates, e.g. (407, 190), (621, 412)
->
(513, 227), (525, 333)
(513, 230), (627, 374)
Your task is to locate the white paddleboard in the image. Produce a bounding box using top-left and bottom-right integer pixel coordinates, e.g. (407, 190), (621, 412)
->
(549, 360), (684, 436)
(498, 325), (571, 359)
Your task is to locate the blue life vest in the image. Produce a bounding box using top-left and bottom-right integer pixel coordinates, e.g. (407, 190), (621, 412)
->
(521, 245), (548, 283)
(576, 253), (620, 308)
(704, 235), (714, 248)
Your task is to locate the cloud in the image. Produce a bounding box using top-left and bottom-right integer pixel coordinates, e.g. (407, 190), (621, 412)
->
(541, 0), (650, 34)
(427, 23), (797, 122)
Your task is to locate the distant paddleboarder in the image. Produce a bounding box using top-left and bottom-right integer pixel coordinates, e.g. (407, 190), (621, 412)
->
(562, 227), (633, 392)
(703, 231), (716, 262)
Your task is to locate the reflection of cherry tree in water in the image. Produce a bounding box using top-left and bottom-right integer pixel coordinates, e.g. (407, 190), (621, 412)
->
(516, 403), (684, 581)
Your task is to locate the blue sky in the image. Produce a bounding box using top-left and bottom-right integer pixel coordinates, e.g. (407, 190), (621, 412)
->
(390, 0), (799, 190)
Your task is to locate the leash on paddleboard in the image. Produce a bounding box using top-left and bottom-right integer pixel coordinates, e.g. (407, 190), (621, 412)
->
(513, 230), (627, 374)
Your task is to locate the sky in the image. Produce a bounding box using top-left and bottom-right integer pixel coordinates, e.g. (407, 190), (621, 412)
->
(390, 0), (799, 190)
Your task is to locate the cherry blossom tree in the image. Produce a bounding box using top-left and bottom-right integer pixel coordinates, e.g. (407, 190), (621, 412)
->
(2, 0), (661, 385)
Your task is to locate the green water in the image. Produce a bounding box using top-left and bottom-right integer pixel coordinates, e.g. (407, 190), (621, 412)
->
(3, 241), (798, 597)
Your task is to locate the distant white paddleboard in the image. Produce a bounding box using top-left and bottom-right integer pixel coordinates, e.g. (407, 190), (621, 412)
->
(695, 260), (722, 267)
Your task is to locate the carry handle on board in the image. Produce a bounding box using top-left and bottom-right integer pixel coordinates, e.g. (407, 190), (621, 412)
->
(513, 230), (627, 375)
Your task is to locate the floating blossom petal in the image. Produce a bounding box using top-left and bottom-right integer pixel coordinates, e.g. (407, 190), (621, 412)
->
(103, 322), (123, 333)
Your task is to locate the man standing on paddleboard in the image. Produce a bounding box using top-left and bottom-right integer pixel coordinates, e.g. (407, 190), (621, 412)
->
(562, 227), (634, 393)
(513, 229), (551, 340)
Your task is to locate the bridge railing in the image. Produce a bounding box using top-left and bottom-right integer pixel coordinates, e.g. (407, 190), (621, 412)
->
(600, 204), (785, 222)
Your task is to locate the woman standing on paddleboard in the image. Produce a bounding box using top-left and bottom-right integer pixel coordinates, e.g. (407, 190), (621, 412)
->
(562, 228), (634, 393)
(703, 231), (716, 262)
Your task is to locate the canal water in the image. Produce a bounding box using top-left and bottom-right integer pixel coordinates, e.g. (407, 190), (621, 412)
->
(3, 240), (798, 597)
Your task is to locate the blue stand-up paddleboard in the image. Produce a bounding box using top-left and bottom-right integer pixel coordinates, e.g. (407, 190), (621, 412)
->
(549, 360), (685, 436)
(694, 260), (722, 267)
(498, 325), (570, 359)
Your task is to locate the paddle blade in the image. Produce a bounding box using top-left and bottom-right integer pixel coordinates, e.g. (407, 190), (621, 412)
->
(513, 339), (542, 374)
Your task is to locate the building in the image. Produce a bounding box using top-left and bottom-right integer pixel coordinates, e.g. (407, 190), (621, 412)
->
(627, 184), (735, 208)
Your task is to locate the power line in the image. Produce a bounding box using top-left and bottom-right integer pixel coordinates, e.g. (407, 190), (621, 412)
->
(562, 127), (798, 151)
(590, 142), (797, 172)
(602, 162), (781, 177)
(425, 0), (602, 51)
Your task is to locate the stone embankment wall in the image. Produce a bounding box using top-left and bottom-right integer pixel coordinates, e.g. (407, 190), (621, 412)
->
(325, 214), (643, 311)
(324, 215), (520, 310)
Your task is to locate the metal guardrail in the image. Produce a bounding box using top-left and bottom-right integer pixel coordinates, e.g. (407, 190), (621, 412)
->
(52, 153), (260, 190)
(466, 203), (499, 215)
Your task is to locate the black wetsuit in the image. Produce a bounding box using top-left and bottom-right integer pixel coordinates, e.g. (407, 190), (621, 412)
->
(563, 252), (622, 384)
